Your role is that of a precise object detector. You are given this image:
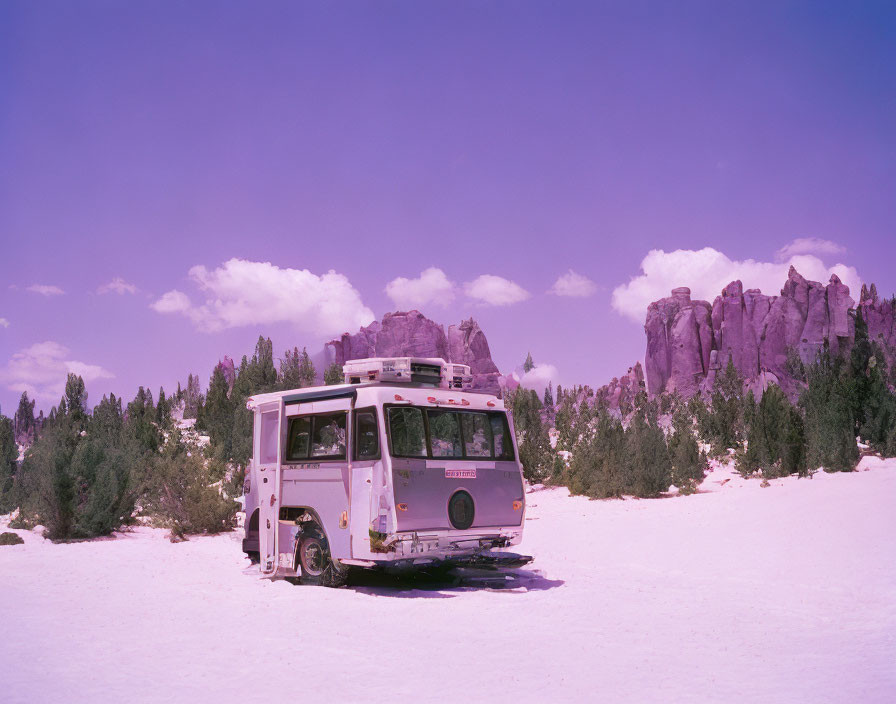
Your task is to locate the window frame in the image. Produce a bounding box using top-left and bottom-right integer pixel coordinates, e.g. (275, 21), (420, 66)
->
(353, 406), (382, 461)
(384, 404), (516, 461)
(283, 411), (348, 463)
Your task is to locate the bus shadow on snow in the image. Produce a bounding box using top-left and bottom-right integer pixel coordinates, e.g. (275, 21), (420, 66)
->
(343, 565), (564, 598)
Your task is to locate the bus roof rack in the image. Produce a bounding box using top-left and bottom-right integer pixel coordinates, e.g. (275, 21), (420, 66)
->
(342, 357), (472, 389)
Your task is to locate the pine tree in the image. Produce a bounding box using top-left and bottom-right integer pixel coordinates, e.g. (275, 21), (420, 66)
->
(14, 391), (36, 445)
(324, 362), (343, 385)
(624, 409), (671, 498)
(567, 408), (627, 498)
(668, 406), (707, 494)
(0, 405), (17, 511)
(156, 387), (172, 428)
(250, 336), (277, 392)
(800, 350), (858, 472)
(704, 358), (745, 456)
(523, 352), (535, 373)
(849, 306), (873, 436)
(199, 366), (235, 460)
(298, 347), (316, 387)
(126, 387), (160, 453)
(737, 385), (805, 478)
(279, 347), (303, 390)
(543, 382), (554, 407)
(183, 373), (202, 419)
(508, 388), (553, 482)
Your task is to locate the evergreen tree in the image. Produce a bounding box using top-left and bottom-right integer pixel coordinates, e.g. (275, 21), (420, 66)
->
(250, 336), (277, 392)
(702, 358), (745, 456)
(624, 409), (671, 498)
(278, 347), (303, 390)
(555, 393), (578, 451)
(0, 406), (17, 511)
(738, 385), (806, 478)
(156, 387), (172, 429)
(543, 382), (554, 407)
(849, 306), (873, 436)
(126, 387), (160, 453)
(800, 350), (858, 472)
(14, 391), (36, 444)
(298, 347), (316, 387)
(324, 362), (343, 385)
(856, 344), (896, 453)
(508, 388), (553, 482)
(668, 406), (707, 494)
(523, 352), (535, 373)
(199, 366), (235, 460)
(567, 408), (627, 498)
(183, 373), (202, 419)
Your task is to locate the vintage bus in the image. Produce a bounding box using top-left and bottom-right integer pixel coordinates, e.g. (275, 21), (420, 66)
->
(242, 357), (529, 586)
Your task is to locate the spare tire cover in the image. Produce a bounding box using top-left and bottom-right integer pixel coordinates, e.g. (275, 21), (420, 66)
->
(448, 490), (475, 530)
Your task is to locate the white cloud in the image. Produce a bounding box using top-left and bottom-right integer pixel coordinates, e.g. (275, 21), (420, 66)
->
(150, 289), (193, 315)
(463, 274), (530, 306)
(512, 363), (560, 398)
(385, 267), (455, 310)
(151, 259), (375, 335)
(97, 277), (138, 295)
(549, 270), (597, 298)
(0, 341), (114, 403)
(775, 238), (846, 262)
(27, 284), (65, 297)
(611, 247), (862, 322)
(0, 318), (9, 328)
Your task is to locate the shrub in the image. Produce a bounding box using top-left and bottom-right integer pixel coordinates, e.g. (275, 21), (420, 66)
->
(145, 441), (238, 539)
(0, 531), (24, 546)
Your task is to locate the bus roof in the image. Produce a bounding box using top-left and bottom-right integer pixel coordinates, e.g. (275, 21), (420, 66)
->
(247, 382), (504, 411)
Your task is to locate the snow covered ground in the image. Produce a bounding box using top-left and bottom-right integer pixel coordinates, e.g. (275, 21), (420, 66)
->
(2, 458), (895, 703)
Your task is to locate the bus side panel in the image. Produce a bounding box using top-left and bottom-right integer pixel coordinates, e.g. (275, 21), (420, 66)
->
(280, 468), (351, 560)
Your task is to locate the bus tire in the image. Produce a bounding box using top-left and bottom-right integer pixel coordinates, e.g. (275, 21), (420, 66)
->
(297, 529), (347, 588)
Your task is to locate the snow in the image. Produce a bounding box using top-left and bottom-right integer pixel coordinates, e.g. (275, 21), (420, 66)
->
(2, 460), (895, 703)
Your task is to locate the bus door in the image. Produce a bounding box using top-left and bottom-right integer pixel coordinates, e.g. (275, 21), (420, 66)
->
(256, 401), (283, 576)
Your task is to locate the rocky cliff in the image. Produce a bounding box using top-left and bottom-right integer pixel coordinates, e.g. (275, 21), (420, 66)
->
(644, 267), (896, 398)
(325, 311), (502, 391)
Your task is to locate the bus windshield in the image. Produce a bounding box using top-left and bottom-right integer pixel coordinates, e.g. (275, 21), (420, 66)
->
(386, 406), (514, 460)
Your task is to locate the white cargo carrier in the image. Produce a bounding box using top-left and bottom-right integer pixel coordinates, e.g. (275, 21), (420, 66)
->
(341, 357), (472, 389)
(241, 357), (529, 586)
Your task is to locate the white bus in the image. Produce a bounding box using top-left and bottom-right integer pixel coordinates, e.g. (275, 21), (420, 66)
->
(242, 357), (529, 586)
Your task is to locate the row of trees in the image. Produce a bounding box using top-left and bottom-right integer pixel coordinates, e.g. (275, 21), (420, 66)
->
(686, 310), (896, 477)
(516, 310), (896, 500)
(507, 358), (706, 498)
(194, 338), (341, 470)
(0, 336), (341, 541)
(0, 374), (237, 541)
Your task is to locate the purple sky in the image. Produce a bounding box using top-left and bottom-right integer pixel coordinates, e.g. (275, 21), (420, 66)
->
(2, 1), (895, 413)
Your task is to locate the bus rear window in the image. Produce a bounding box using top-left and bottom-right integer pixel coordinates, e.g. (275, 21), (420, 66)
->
(490, 414), (513, 460)
(428, 410), (462, 458)
(387, 406), (515, 460)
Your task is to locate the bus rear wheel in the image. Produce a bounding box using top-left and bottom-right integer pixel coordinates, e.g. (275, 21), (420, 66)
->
(297, 529), (347, 588)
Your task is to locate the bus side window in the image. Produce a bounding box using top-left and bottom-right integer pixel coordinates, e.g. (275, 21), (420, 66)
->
(355, 409), (379, 460)
(260, 411), (280, 465)
(285, 416), (311, 461)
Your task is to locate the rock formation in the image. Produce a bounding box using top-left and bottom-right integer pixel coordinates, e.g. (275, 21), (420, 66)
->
(325, 311), (502, 391)
(644, 267), (895, 399)
(594, 362), (646, 411)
